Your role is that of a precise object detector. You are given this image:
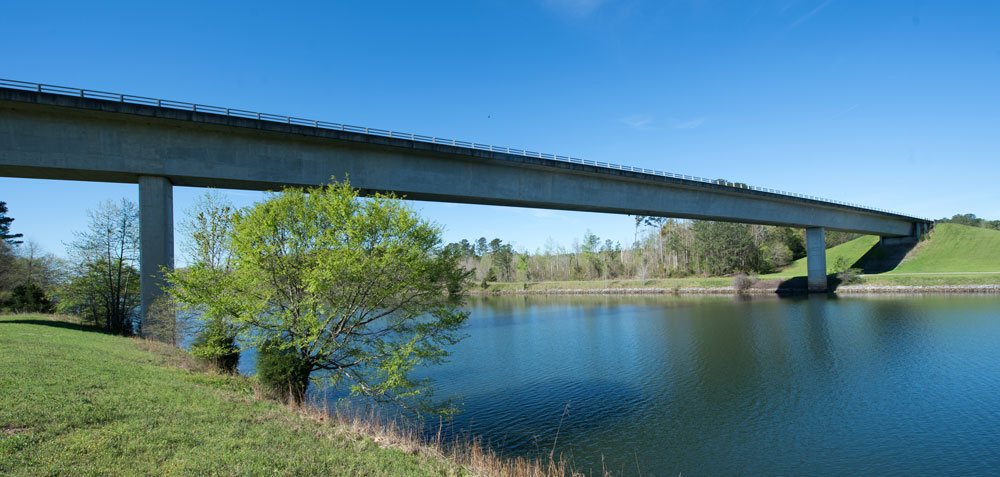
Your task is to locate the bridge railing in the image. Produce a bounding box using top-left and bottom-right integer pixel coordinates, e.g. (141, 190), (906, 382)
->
(0, 78), (927, 221)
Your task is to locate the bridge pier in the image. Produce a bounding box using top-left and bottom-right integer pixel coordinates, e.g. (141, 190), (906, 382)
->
(806, 227), (827, 293)
(139, 176), (174, 321)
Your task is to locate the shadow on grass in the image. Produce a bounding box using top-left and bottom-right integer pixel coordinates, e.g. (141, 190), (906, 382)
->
(853, 240), (917, 273)
(0, 318), (112, 335)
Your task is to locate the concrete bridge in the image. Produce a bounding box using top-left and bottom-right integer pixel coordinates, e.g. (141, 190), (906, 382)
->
(0, 81), (931, 317)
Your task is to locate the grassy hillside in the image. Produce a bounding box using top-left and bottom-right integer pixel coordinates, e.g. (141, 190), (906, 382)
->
(0, 314), (464, 476)
(890, 223), (1000, 273)
(765, 235), (881, 278)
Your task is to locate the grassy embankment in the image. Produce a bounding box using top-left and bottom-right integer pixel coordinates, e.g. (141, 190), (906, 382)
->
(765, 222), (1000, 286)
(477, 223), (1000, 292)
(0, 314), (581, 476)
(0, 314), (464, 475)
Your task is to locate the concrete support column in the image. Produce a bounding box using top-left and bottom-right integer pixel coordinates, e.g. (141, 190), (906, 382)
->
(139, 176), (174, 320)
(806, 227), (827, 293)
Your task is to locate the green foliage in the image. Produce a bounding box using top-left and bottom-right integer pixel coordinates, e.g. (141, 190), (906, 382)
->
(837, 268), (864, 285)
(170, 179), (470, 415)
(168, 191), (242, 366)
(0, 201), (23, 245)
(58, 257), (140, 333)
(775, 227), (806, 260)
(189, 322), (240, 373)
(2, 282), (52, 313)
(938, 213), (1000, 230)
(62, 199), (141, 334)
(692, 221), (762, 275)
(255, 340), (312, 404)
(0, 241), (14, 293)
(833, 256), (852, 274)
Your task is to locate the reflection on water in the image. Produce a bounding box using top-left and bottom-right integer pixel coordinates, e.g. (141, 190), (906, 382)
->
(421, 294), (1000, 475)
(244, 294), (1000, 474)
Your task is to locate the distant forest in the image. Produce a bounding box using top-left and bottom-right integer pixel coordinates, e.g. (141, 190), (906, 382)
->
(445, 217), (860, 283)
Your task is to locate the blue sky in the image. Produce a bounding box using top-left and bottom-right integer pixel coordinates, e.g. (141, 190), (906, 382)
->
(2, 1), (998, 261)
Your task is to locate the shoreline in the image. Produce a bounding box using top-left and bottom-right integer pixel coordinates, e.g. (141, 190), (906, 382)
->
(466, 284), (1000, 296)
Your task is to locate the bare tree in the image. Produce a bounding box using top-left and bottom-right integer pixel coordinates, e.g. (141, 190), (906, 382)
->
(63, 199), (140, 334)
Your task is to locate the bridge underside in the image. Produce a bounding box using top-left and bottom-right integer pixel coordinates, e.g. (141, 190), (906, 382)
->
(0, 90), (929, 313)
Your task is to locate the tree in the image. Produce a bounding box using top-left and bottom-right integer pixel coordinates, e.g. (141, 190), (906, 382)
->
(169, 180), (470, 411)
(0, 201), (23, 245)
(61, 199), (140, 334)
(0, 201), (22, 294)
(692, 220), (762, 276)
(167, 191), (241, 369)
(475, 237), (489, 258)
(14, 240), (64, 291)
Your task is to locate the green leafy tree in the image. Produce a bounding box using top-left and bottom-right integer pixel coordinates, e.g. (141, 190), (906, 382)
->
(167, 191), (242, 367)
(170, 181), (469, 411)
(2, 282), (52, 313)
(692, 220), (762, 275)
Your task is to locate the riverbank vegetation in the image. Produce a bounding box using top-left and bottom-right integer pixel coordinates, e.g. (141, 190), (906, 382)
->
(446, 219), (860, 284)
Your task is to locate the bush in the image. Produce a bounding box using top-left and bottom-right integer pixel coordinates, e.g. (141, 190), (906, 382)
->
(2, 282), (52, 313)
(833, 256), (852, 274)
(256, 341), (312, 405)
(837, 268), (864, 285)
(189, 323), (240, 373)
(732, 273), (755, 292)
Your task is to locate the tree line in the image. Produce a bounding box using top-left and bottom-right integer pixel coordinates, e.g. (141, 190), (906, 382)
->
(446, 217), (861, 284)
(937, 213), (1000, 231)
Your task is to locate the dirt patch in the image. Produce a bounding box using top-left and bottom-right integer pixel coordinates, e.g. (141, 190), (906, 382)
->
(2, 426), (31, 436)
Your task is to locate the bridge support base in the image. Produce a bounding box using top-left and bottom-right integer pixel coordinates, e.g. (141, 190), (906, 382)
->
(806, 227), (827, 293)
(139, 176), (174, 322)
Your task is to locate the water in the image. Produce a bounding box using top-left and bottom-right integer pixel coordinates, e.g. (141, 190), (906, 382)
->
(248, 294), (1000, 474)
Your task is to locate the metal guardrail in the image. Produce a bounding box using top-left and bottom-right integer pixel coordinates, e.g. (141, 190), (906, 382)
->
(0, 78), (927, 221)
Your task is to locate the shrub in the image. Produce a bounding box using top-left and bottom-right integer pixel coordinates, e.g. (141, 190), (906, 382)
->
(190, 323), (240, 373)
(732, 273), (755, 292)
(2, 282), (52, 313)
(837, 268), (864, 285)
(833, 256), (852, 274)
(256, 341), (312, 405)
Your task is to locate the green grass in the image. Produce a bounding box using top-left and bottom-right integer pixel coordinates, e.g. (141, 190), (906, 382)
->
(855, 273), (1000, 287)
(0, 314), (464, 476)
(889, 223), (1000, 273)
(764, 235), (881, 278)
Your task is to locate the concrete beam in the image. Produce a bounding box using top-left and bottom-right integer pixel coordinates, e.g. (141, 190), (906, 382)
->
(138, 176), (173, 321)
(807, 227), (827, 293)
(0, 88), (928, 237)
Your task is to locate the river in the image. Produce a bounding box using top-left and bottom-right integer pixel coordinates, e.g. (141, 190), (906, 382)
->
(252, 294), (1000, 474)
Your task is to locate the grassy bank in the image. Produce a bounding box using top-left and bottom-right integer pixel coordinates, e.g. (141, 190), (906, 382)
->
(889, 223), (1000, 273)
(0, 314), (469, 476)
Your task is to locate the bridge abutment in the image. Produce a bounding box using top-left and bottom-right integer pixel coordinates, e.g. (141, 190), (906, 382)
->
(806, 227), (827, 293)
(139, 175), (174, 321)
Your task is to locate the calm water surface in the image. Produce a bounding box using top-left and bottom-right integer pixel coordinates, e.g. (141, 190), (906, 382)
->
(252, 294), (1000, 474)
(417, 294), (1000, 475)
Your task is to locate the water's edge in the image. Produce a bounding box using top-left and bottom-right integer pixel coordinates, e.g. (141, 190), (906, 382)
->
(466, 284), (1000, 296)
